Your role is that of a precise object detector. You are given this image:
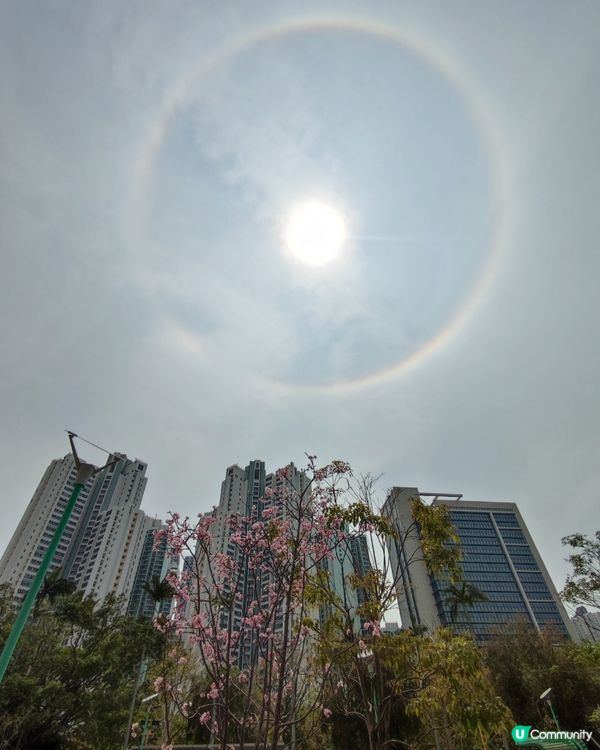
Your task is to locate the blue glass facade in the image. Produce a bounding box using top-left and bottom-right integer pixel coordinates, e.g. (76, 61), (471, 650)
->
(127, 527), (172, 621)
(431, 507), (569, 640)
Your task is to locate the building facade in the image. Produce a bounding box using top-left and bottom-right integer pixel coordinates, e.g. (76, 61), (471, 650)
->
(187, 459), (367, 665)
(0, 451), (174, 619)
(63, 453), (149, 602)
(318, 528), (361, 631)
(383, 487), (576, 641)
(571, 606), (600, 642)
(350, 534), (374, 607)
(127, 518), (178, 621)
(0, 454), (99, 600)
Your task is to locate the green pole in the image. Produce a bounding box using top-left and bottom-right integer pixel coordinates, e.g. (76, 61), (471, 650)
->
(0, 465), (93, 683)
(139, 712), (150, 749)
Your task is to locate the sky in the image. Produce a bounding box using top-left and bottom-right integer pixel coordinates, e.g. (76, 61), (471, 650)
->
(1, 0), (599, 606)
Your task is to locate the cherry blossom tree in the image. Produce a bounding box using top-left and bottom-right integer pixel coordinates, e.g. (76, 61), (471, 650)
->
(153, 457), (364, 750)
(151, 461), (462, 750)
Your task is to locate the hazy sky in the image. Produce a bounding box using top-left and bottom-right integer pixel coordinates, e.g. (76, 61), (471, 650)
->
(1, 1), (599, 604)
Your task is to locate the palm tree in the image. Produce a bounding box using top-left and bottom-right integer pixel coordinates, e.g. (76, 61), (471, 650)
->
(443, 581), (488, 625)
(142, 575), (174, 615)
(34, 568), (76, 615)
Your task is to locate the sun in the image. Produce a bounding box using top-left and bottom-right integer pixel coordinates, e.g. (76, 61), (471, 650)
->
(284, 200), (347, 266)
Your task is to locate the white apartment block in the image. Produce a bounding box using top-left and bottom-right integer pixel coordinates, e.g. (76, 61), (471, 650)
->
(0, 455), (97, 599)
(0, 451), (151, 611)
(186, 459), (360, 665)
(65, 454), (148, 602)
(571, 606), (600, 642)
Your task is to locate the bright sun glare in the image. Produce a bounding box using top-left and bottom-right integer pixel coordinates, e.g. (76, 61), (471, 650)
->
(284, 200), (347, 266)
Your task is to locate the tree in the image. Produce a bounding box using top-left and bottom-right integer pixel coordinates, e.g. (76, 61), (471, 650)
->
(443, 580), (488, 625)
(321, 629), (513, 750)
(305, 477), (464, 750)
(37, 568), (76, 606)
(156, 457), (362, 750)
(156, 462), (467, 750)
(124, 573), (176, 749)
(561, 531), (600, 609)
(0, 586), (160, 749)
(33, 568), (76, 620)
(484, 622), (600, 735)
(143, 574), (175, 611)
(398, 629), (513, 750)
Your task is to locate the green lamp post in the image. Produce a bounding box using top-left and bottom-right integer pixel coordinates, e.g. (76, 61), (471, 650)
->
(0, 432), (115, 683)
(539, 688), (560, 730)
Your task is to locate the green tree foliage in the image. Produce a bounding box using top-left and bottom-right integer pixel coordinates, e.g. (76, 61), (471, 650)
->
(142, 574), (175, 610)
(0, 584), (161, 749)
(483, 622), (600, 734)
(398, 630), (513, 749)
(35, 569), (76, 611)
(325, 630), (512, 750)
(561, 531), (600, 609)
(443, 581), (488, 625)
(410, 497), (462, 581)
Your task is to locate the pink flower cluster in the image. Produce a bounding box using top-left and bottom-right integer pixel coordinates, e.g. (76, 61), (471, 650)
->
(364, 620), (382, 637)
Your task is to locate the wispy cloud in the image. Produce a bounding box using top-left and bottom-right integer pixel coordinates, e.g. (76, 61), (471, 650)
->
(1, 1), (599, 594)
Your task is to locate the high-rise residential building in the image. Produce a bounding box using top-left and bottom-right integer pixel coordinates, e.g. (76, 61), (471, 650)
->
(196, 460), (310, 581)
(63, 453), (149, 602)
(0, 451), (174, 619)
(318, 528), (361, 631)
(127, 518), (178, 621)
(382, 487), (576, 641)
(571, 606), (600, 642)
(219, 460), (311, 665)
(350, 534), (374, 607)
(0, 454), (99, 600)
(187, 459), (366, 665)
(315, 532), (374, 633)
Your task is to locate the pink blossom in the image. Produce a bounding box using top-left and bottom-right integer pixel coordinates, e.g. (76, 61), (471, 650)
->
(199, 711), (211, 725)
(323, 708), (333, 719)
(152, 528), (167, 551)
(207, 683), (219, 700)
(191, 613), (206, 628)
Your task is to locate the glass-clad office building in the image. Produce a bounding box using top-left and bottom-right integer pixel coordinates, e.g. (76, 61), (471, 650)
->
(431, 506), (570, 640)
(383, 489), (575, 641)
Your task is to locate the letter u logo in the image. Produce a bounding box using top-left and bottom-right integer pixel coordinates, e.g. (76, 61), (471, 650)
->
(512, 726), (532, 743)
